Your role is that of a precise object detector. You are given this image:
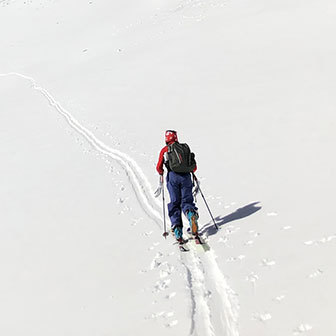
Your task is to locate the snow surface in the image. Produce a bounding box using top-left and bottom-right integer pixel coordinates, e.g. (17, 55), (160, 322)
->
(1, 0), (336, 335)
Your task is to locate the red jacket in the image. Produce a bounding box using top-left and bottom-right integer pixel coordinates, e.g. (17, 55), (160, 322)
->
(156, 141), (197, 175)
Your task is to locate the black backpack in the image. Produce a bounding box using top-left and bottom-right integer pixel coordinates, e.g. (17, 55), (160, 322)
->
(167, 142), (196, 173)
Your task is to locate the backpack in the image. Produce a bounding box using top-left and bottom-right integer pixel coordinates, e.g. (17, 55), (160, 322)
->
(167, 142), (196, 173)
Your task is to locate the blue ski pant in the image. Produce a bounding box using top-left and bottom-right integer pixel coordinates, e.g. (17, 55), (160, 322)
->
(166, 171), (197, 228)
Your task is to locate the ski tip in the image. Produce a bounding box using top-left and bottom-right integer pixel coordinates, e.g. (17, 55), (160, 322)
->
(179, 245), (189, 252)
(195, 237), (203, 245)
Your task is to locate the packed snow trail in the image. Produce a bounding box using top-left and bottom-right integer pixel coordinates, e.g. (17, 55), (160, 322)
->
(0, 72), (239, 336)
(203, 250), (239, 335)
(0, 72), (162, 227)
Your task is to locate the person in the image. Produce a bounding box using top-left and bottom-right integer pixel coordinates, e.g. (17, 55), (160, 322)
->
(156, 130), (199, 243)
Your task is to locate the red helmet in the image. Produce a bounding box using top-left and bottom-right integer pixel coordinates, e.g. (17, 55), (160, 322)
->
(165, 130), (178, 144)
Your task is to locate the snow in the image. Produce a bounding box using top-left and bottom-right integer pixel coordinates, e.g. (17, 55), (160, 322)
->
(1, 0), (336, 335)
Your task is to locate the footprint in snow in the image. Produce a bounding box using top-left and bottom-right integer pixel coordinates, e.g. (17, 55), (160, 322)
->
(148, 311), (165, 319)
(308, 269), (323, 279)
(150, 252), (163, 269)
(226, 255), (245, 263)
(282, 226), (292, 230)
(249, 230), (261, 237)
(148, 242), (160, 250)
(142, 231), (153, 237)
(150, 260), (161, 270)
(118, 205), (131, 215)
(166, 292), (176, 299)
(225, 226), (240, 235)
(252, 312), (272, 322)
(160, 262), (174, 277)
(166, 320), (178, 328)
(245, 240), (254, 246)
(319, 235), (336, 243)
(165, 311), (174, 318)
(218, 236), (228, 244)
(267, 212), (278, 217)
(117, 197), (127, 204)
(160, 270), (170, 278)
(131, 218), (143, 226)
(205, 290), (212, 299)
(305, 234), (336, 246)
(246, 272), (259, 285)
(273, 294), (285, 303)
(153, 279), (171, 292)
(293, 324), (313, 335)
(260, 258), (276, 267)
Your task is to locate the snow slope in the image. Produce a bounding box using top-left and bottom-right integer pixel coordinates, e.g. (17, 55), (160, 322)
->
(1, 0), (336, 335)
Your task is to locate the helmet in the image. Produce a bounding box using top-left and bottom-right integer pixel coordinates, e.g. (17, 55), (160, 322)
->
(165, 130), (178, 144)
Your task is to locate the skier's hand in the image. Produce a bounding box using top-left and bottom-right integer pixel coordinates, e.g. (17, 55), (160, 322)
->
(154, 175), (163, 198)
(193, 181), (200, 197)
(154, 186), (162, 198)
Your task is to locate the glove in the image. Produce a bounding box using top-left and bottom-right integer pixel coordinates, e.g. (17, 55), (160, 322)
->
(154, 175), (163, 198)
(192, 174), (200, 198)
(193, 183), (200, 198)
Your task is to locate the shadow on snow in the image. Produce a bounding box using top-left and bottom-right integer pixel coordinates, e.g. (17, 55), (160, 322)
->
(200, 201), (262, 236)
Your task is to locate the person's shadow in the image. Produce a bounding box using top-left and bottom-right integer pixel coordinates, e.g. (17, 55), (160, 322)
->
(200, 201), (262, 236)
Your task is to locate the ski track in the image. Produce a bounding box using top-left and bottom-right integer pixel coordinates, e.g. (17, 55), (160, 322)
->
(0, 72), (162, 226)
(182, 250), (216, 336)
(1, 72), (240, 336)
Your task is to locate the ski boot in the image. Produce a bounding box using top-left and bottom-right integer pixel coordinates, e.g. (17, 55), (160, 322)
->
(186, 210), (199, 236)
(186, 210), (203, 245)
(172, 225), (188, 251)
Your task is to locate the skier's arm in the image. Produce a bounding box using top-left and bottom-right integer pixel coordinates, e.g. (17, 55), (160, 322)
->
(156, 146), (167, 175)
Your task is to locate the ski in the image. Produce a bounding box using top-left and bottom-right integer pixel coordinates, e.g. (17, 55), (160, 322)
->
(179, 243), (190, 252)
(173, 238), (190, 252)
(187, 234), (211, 252)
(171, 229), (211, 253)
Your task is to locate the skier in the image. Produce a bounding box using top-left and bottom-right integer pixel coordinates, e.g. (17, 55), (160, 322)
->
(156, 130), (199, 245)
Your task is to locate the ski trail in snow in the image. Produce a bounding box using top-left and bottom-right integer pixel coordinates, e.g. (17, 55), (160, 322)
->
(203, 250), (239, 336)
(1, 72), (240, 336)
(181, 247), (239, 336)
(182, 262), (197, 334)
(181, 251), (215, 336)
(0, 72), (162, 227)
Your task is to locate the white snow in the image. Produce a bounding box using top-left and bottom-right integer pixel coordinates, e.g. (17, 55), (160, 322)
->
(1, 0), (336, 335)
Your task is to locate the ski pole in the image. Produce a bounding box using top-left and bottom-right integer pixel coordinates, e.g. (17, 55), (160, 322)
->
(192, 173), (219, 230)
(161, 175), (169, 238)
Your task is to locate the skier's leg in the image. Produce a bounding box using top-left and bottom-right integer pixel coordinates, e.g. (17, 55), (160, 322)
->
(167, 172), (183, 238)
(186, 210), (199, 235)
(180, 173), (199, 235)
(180, 173), (197, 213)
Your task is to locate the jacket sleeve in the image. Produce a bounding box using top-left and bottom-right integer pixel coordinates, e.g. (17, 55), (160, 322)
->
(156, 146), (167, 175)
